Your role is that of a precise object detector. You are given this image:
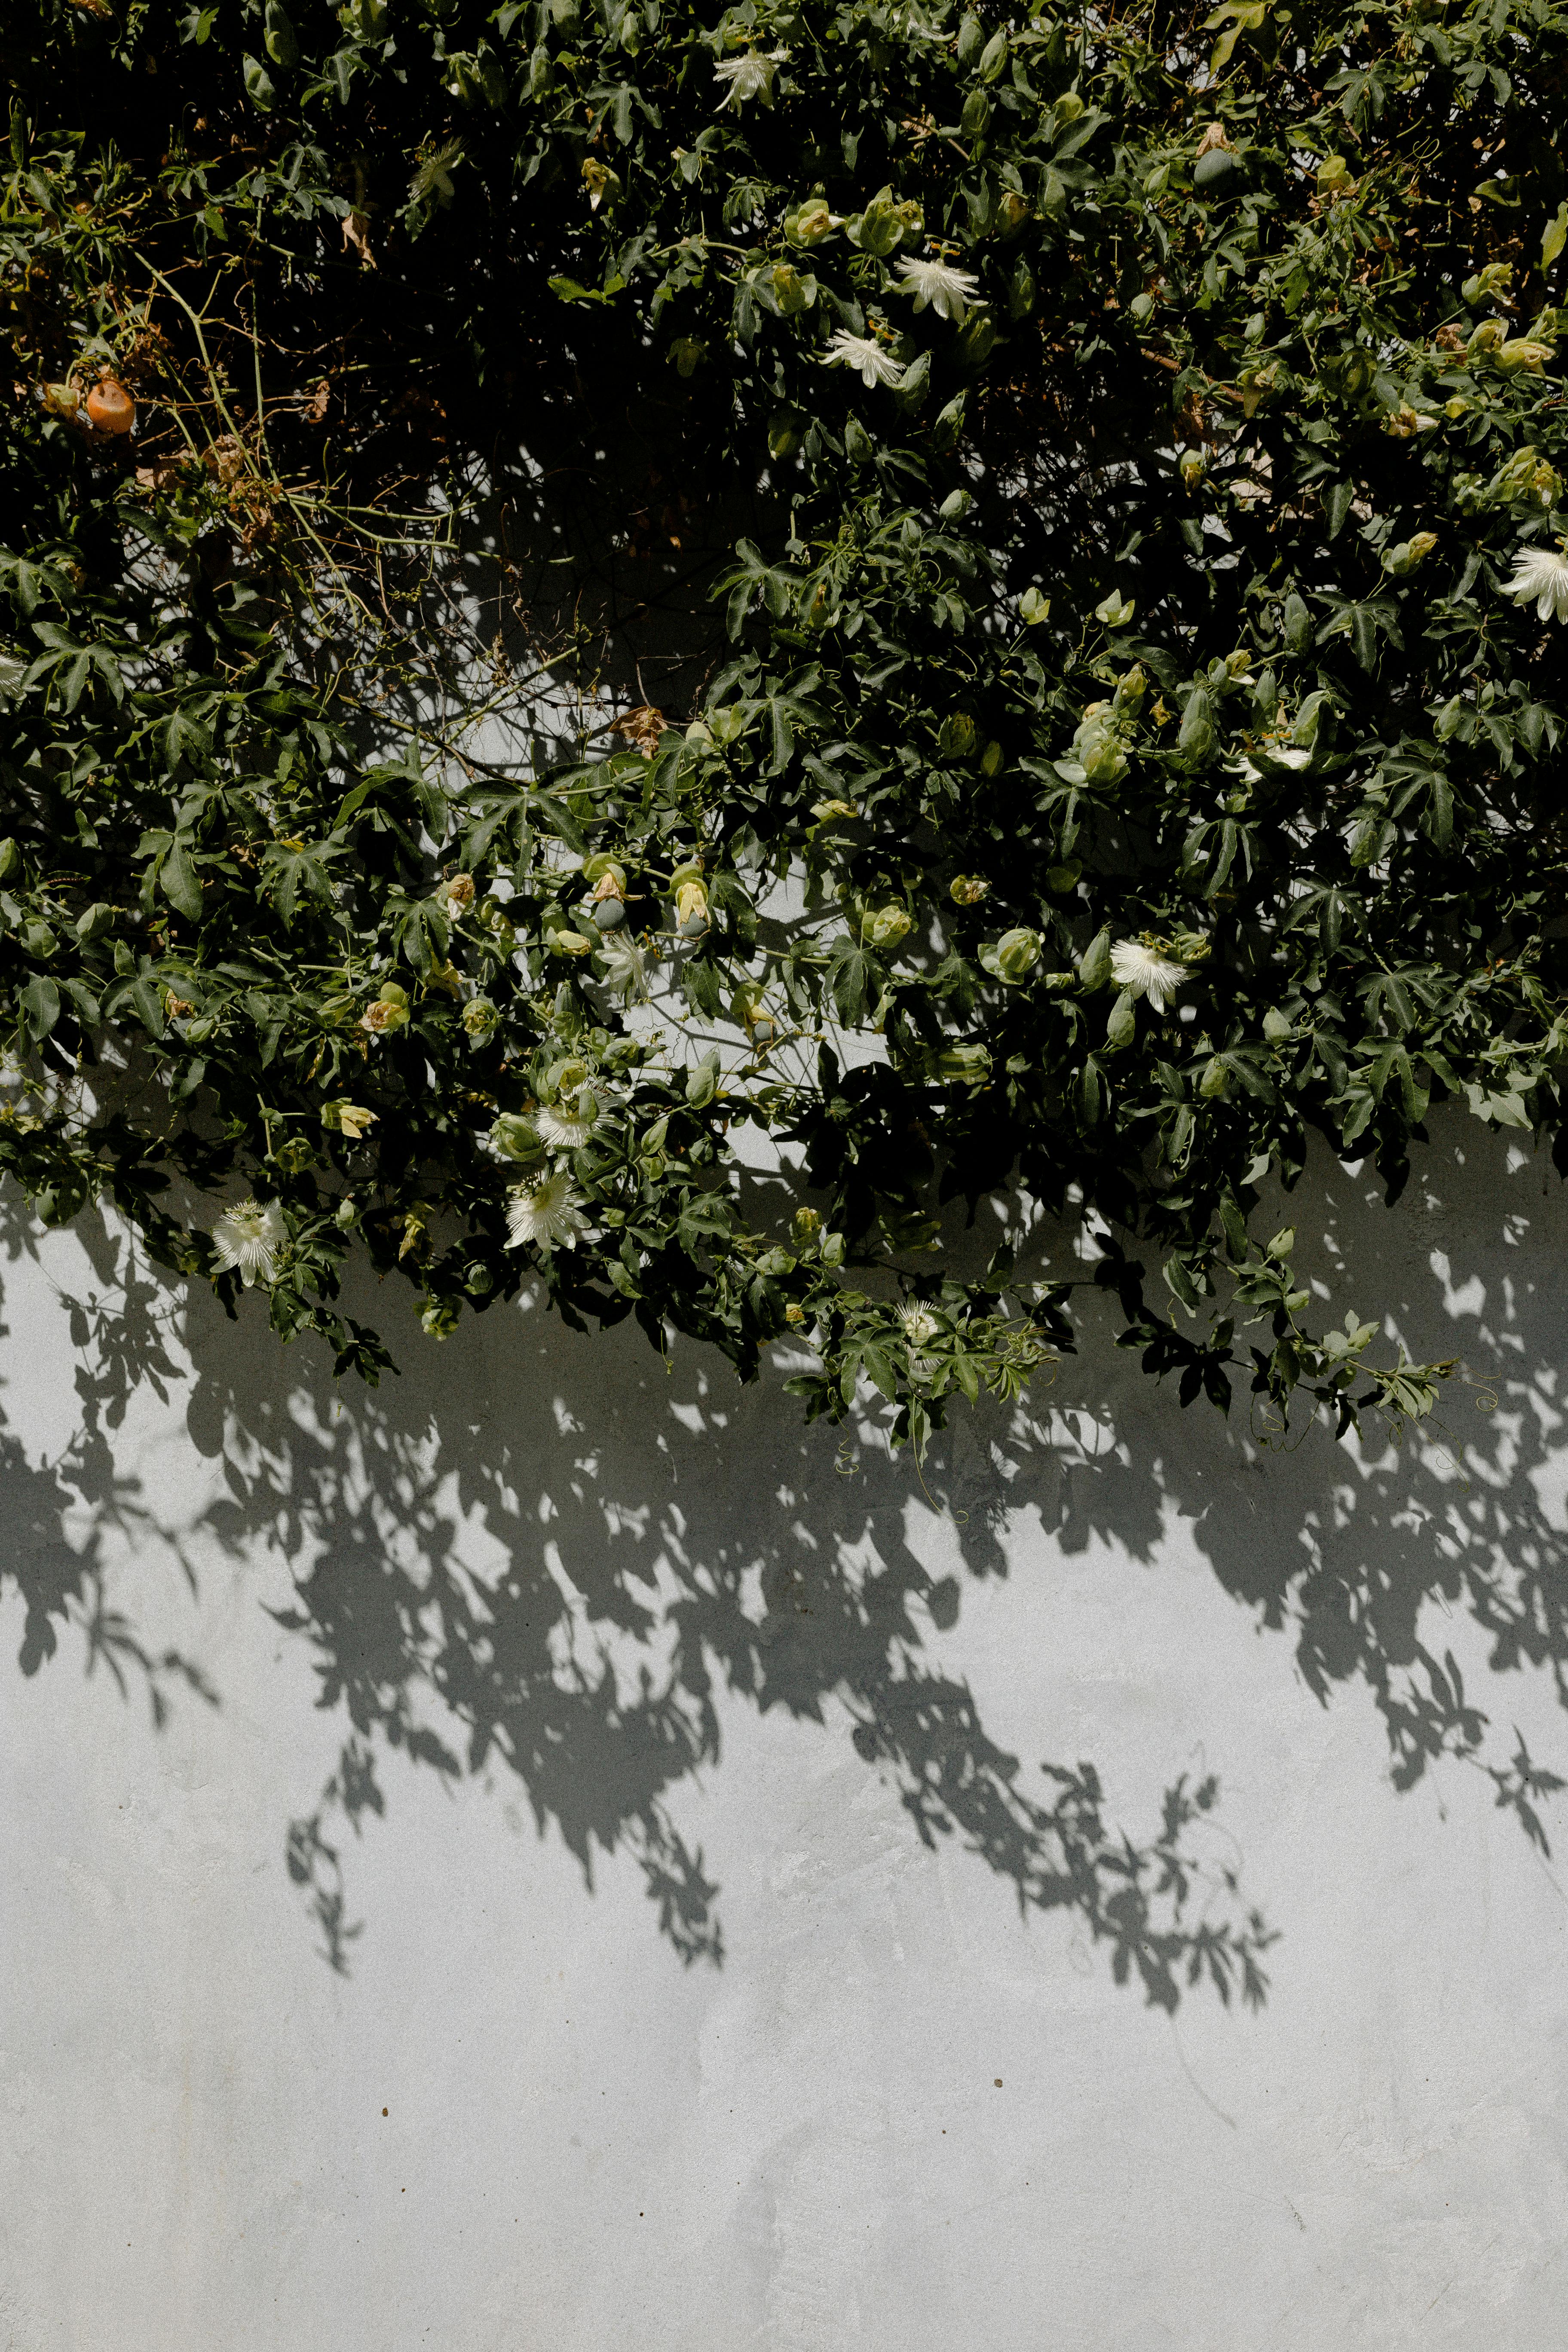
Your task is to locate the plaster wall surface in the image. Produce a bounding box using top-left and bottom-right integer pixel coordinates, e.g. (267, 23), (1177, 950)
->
(3, 1126), (1568, 2349)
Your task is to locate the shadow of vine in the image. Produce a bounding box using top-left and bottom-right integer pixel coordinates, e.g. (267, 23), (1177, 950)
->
(5, 1121), (1568, 2011)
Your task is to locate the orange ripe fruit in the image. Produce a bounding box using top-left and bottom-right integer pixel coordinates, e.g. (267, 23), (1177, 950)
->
(85, 376), (135, 435)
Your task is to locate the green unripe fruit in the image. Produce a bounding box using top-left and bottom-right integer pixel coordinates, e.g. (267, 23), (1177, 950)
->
(1194, 146), (1240, 193)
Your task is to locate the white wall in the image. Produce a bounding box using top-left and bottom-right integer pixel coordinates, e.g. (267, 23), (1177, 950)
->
(3, 1123), (1568, 2349)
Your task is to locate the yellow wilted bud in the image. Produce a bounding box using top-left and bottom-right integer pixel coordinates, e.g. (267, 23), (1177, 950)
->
(1495, 340), (1552, 374)
(863, 903), (913, 951)
(675, 879), (709, 938)
(582, 157), (620, 211)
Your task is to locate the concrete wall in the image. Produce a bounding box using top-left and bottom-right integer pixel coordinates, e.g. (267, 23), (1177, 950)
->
(3, 1123), (1568, 2349)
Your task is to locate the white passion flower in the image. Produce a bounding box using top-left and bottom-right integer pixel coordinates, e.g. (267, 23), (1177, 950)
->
(1234, 744), (1312, 784)
(1109, 939), (1189, 1014)
(892, 254), (982, 324)
(536, 1092), (603, 1150)
(211, 1197), (289, 1288)
(821, 329), (906, 389)
(712, 46), (789, 108)
(505, 1171), (590, 1254)
(1506, 541), (1568, 623)
(598, 930), (651, 1004)
(896, 1302), (940, 1378)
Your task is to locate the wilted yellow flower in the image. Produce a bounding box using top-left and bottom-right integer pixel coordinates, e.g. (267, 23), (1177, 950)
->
(1495, 339), (1552, 374)
(863, 904), (913, 951)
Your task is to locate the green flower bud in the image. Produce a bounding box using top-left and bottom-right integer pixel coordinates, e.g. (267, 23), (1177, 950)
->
(949, 874), (990, 906)
(1198, 1056), (1229, 1098)
(462, 996), (499, 1038)
(772, 262), (809, 315)
(1078, 928), (1112, 991)
(993, 927), (1041, 983)
(936, 712), (979, 762)
(491, 1114), (547, 1163)
(928, 1042), (992, 1087)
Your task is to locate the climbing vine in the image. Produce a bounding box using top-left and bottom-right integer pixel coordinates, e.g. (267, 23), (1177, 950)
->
(4, 0), (1568, 1448)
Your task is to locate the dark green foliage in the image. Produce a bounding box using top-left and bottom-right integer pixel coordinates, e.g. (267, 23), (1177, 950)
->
(3, 0), (1567, 1444)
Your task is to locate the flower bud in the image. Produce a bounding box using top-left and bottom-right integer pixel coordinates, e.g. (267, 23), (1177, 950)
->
(949, 874), (990, 906)
(936, 712), (978, 762)
(993, 926), (1041, 983)
(462, 996), (499, 1038)
(792, 1205), (822, 1243)
(491, 1114), (546, 1164)
(772, 262), (808, 314)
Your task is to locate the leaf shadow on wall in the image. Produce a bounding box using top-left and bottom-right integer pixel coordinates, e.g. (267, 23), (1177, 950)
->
(0, 1196), (1271, 2017)
(4, 1120), (1568, 2009)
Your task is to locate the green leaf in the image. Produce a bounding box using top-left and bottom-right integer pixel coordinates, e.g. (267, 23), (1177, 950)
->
(19, 975), (58, 1039)
(160, 840), (203, 921)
